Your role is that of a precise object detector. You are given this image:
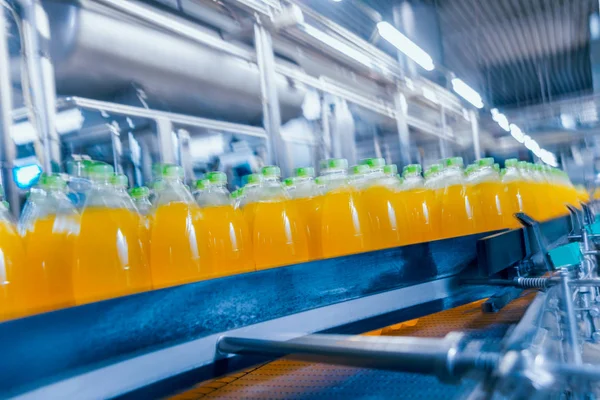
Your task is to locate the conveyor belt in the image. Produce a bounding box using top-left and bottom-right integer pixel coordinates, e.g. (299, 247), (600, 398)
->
(170, 292), (536, 399)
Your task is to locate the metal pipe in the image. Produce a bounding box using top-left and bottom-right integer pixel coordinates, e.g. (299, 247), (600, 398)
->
(19, 0), (60, 172)
(470, 109), (481, 160)
(217, 333), (485, 382)
(559, 269), (582, 365)
(394, 91), (411, 167)
(108, 122), (122, 174)
(0, 9), (19, 215)
(63, 97), (267, 139)
(254, 21), (286, 172)
(156, 118), (176, 165)
(439, 107), (449, 159)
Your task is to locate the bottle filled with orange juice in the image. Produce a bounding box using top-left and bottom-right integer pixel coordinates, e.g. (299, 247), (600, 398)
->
(284, 167), (322, 261)
(73, 165), (152, 304)
(470, 158), (514, 231)
(503, 159), (536, 220)
(129, 186), (152, 216)
(360, 157), (409, 250)
(319, 158), (370, 257)
(150, 165), (209, 288)
(0, 198), (25, 321)
(196, 172), (254, 277)
(17, 173), (79, 316)
(248, 166), (308, 270)
(401, 164), (439, 243)
(439, 157), (478, 238)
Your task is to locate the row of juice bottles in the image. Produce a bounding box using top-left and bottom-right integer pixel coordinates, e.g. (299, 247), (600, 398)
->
(0, 157), (587, 321)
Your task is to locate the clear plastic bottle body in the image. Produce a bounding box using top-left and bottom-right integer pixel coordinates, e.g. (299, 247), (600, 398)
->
(286, 172), (323, 260)
(198, 172), (254, 277)
(247, 167), (308, 270)
(73, 166), (152, 304)
(320, 160), (370, 257)
(17, 174), (79, 315)
(439, 159), (478, 238)
(0, 202), (25, 321)
(150, 166), (210, 288)
(470, 160), (514, 231)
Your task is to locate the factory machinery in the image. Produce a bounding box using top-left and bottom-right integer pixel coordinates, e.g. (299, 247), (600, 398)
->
(0, 207), (599, 399)
(0, 0), (599, 398)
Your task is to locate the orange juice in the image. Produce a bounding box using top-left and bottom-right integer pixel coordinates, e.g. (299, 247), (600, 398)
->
(401, 164), (438, 243)
(16, 174), (79, 316)
(284, 167), (322, 260)
(0, 212), (25, 321)
(251, 166), (309, 270)
(471, 158), (514, 231)
(320, 159), (370, 257)
(197, 172), (254, 277)
(439, 157), (477, 238)
(73, 166), (152, 304)
(424, 164), (444, 241)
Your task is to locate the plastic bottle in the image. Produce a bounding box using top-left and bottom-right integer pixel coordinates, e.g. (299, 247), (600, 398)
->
(319, 158), (370, 257)
(400, 164), (438, 243)
(129, 186), (152, 216)
(0, 198), (26, 321)
(73, 164), (152, 304)
(285, 167), (322, 260)
(230, 188), (244, 209)
(66, 159), (95, 209)
(439, 157), (477, 238)
(240, 173), (262, 235)
(503, 159), (535, 220)
(150, 165), (210, 288)
(17, 173), (79, 316)
(470, 158), (514, 231)
(247, 166), (308, 269)
(198, 171), (254, 277)
(193, 178), (211, 207)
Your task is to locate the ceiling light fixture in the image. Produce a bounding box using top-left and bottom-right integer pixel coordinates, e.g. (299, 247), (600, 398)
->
(451, 78), (483, 109)
(377, 21), (435, 71)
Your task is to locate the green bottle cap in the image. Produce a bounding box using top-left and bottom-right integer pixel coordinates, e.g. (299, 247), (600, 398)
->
(283, 177), (297, 187)
(505, 158), (519, 167)
(351, 164), (369, 175)
(402, 164), (422, 176)
(384, 164), (398, 175)
(129, 186), (150, 199)
(315, 176), (325, 185)
(294, 167), (315, 178)
(162, 164), (184, 179)
(110, 173), (128, 187)
(261, 165), (281, 177)
(231, 188), (243, 199)
(320, 158), (348, 171)
(465, 164), (476, 175)
(88, 163), (114, 180)
(206, 171), (227, 184)
(493, 163), (500, 172)
(425, 163), (443, 176)
(359, 157), (386, 169)
(476, 157), (494, 167)
(443, 157), (464, 168)
(517, 161), (528, 169)
(39, 173), (67, 190)
(242, 173), (261, 186)
(194, 179), (210, 190)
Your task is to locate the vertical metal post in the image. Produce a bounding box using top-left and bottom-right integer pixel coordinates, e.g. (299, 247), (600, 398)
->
(20, 1), (61, 172)
(320, 93), (331, 162)
(560, 269), (582, 365)
(0, 10), (19, 214)
(109, 122), (122, 174)
(254, 21), (287, 174)
(156, 118), (176, 164)
(469, 109), (481, 160)
(394, 91), (411, 167)
(177, 129), (194, 184)
(439, 107), (449, 159)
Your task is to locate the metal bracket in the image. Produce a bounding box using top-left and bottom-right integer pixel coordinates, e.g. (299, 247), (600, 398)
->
(514, 212), (554, 273)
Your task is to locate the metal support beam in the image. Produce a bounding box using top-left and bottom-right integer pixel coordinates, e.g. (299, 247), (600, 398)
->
(254, 21), (287, 173)
(0, 10), (19, 214)
(470, 109), (481, 160)
(439, 107), (449, 159)
(394, 91), (411, 167)
(156, 118), (176, 164)
(20, 1), (60, 172)
(109, 122), (122, 174)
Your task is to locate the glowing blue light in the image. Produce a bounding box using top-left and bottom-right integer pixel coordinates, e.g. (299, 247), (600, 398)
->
(13, 164), (42, 189)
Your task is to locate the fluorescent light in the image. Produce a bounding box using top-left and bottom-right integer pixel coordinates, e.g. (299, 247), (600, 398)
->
(377, 21), (434, 71)
(12, 109), (85, 145)
(540, 149), (557, 167)
(451, 78), (483, 109)
(509, 123), (524, 143)
(524, 136), (540, 154)
(560, 113), (576, 130)
(422, 87), (438, 104)
(303, 24), (375, 69)
(492, 111), (510, 132)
